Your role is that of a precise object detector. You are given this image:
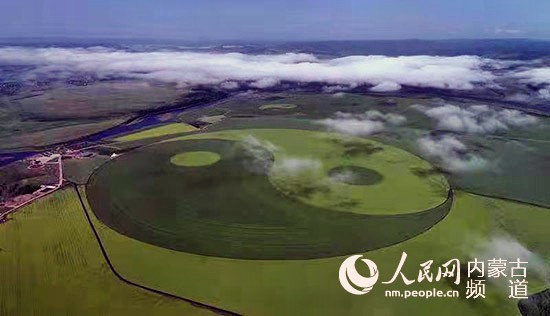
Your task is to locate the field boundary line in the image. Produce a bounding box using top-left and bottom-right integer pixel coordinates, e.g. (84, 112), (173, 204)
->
(71, 183), (240, 316)
(461, 190), (550, 209)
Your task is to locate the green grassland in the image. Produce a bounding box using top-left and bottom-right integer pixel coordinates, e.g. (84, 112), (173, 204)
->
(114, 123), (198, 142)
(0, 188), (214, 316)
(3, 91), (547, 316)
(0, 81), (184, 151)
(328, 165), (383, 185)
(169, 129), (449, 214)
(199, 115), (226, 124)
(63, 155), (112, 185)
(0, 118), (127, 151)
(81, 186), (550, 315)
(449, 134), (550, 207)
(82, 124), (549, 315)
(86, 135), (451, 259)
(170, 151), (221, 167)
(191, 92), (549, 207)
(259, 104), (298, 110)
(15, 82), (181, 120)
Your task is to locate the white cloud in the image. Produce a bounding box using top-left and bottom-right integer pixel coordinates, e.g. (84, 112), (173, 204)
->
(498, 109), (539, 126)
(417, 135), (488, 172)
(364, 110), (407, 125)
(0, 46), (497, 90)
(322, 85), (351, 93)
(329, 169), (357, 183)
(317, 110), (406, 136)
(242, 135), (278, 152)
(270, 156), (327, 197)
(410, 104), (428, 112)
(220, 81), (239, 89)
(472, 234), (550, 285)
(5, 46), (550, 99)
(241, 135), (278, 174)
(494, 28), (522, 35)
(506, 93), (531, 102)
(249, 78), (280, 88)
(331, 92), (347, 98)
(317, 118), (384, 136)
(538, 88), (550, 99)
(513, 67), (550, 85)
(273, 157), (322, 175)
(414, 103), (538, 134)
(370, 81), (402, 92)
(505, 89), (550, 102)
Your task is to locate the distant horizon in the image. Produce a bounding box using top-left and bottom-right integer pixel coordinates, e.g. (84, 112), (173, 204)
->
(3, 37), (550, 61)
(2, 1), (550, 42)
(1, 36), (549, 44)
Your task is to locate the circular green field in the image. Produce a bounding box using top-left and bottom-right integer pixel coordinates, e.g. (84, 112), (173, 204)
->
(170, 151), (220, 167)
(259, 103), (297, 110)
(86, 129), (450, 259)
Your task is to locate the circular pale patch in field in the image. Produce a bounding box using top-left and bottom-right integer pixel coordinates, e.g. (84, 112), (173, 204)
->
(170, 151), (220, 167)
(259, 103), (297, 110)
(86, 128), (452, 259)
(328, 166), (383, 185)
(198, 115), (225, 124)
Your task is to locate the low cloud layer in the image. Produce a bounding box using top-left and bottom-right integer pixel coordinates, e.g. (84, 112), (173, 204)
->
(0, 46), (500, 90)
(270, 156), (329, 198)
(472, 234), (550, 286)
(413, 103), (538, 134)
(240, 136), (325, 179)
(513, 67), (550, 85)
(317, 110), (406, 136)
(329, 169), (358, 183)
(241, 135), (278, 174)
(417, 135), (488, 172)
(274, 157), (322, 175)
(370, 81), (402, 92)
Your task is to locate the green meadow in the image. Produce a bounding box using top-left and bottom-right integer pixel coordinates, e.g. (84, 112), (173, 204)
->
(0, 189), (214, 316)
(86, 129), (451, 259)
(169, 129), (449, 215)
(114, 123), (197, 142)
(83, 125), (550, 314)
(81, 187), (550, 315)
(4, 113), (548, 316)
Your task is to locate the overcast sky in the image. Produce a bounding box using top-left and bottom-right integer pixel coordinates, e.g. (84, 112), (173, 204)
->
(1, 0), (550, 41)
